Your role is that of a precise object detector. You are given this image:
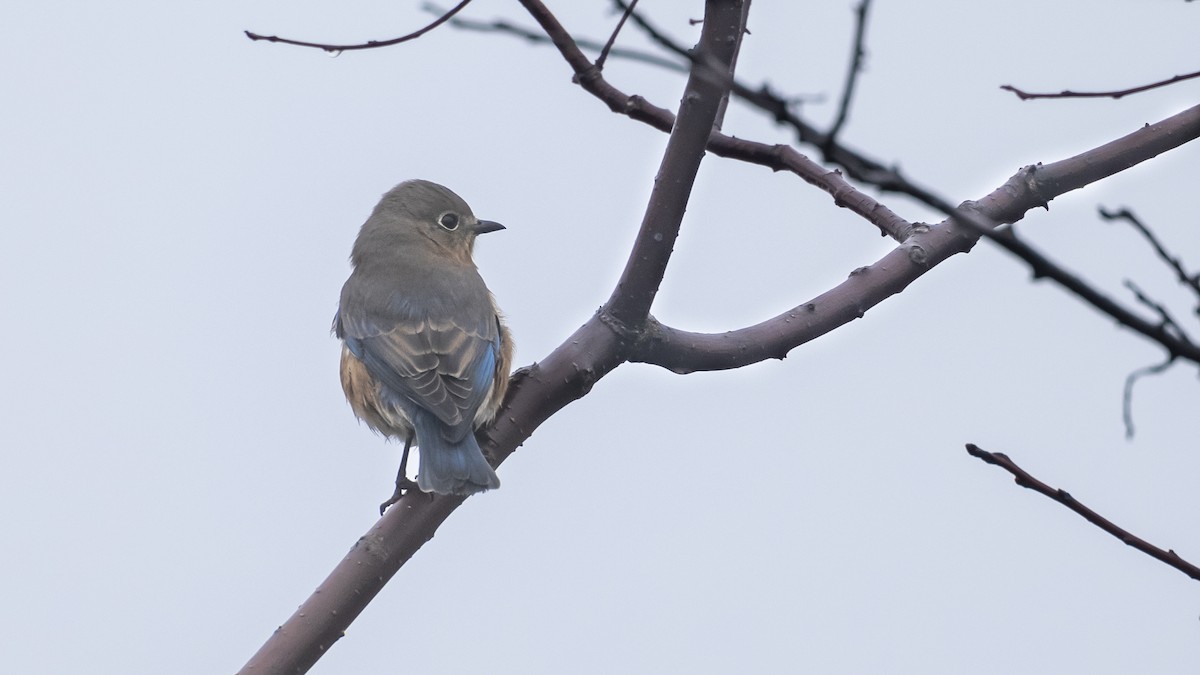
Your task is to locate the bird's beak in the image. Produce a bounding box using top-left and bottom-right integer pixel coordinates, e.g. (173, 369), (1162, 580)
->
(472, 219), (506, 235)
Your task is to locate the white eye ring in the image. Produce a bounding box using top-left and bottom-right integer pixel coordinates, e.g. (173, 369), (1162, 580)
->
(438, 212), (460, 231)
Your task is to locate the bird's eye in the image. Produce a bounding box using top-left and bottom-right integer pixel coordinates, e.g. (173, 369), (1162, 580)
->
(438, 213), (460, 231)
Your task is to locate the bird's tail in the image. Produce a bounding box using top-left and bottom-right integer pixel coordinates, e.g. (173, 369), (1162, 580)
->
(414, 424), (501, 496)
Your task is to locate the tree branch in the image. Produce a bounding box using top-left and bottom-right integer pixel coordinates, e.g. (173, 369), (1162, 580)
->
(608, 12), (1200, 352)
(595, 0), (639, 71)
(1000, 69), (1200, 100)
(1123, 279), (1189, 343)
(1100, 206), (1200, 304)
(823, 0), (873, 151)
(612, 0), (947, 208)
(633, 106), (1200, 372)
(447, 2), (936, 229)
(1122, 357), (1175, 439)
(941, 205), (1200, 368)
(504, 0), (1200, 373)
(965, 444), (1200, 582)
(439, 9), (689, 73)
(446, 4), (1200, 395)
(513, 2), (915, 241)
(244, 0), (474, 53)
(603, 0), (747, 328)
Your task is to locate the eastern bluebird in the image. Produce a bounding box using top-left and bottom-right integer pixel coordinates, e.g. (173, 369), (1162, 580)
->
(333, 180), (513, 512)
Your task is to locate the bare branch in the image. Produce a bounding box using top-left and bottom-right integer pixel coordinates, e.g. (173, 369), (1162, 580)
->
(236, 492), (467, 673)
(1100, 206), (1200, 304)
(601, 0), (747, 328)
(1122, 358), (1175, 439)
(1093, 206), (1200, 437)
(449, 4), (1200, 396)
(443, 6), (916, 243)
(633, 107), (1200, 372)
(824, 0), (873, 149)
(595, 0), (640, 70)
(965, 220), (1200, 359)
(513, 0), (1200, 374)
(244, 0), (474, 53)
(965, 444), (1200, 582)
(1123, 279), (1189, 341)
(438, 9), (689, 72)
(594, 2), (956, 208)
(910, 107), (1200, 367)
(1112, 280), (1190, 438)
(446, 1), (937, 212)
(1001, 69), (1200, 100)
(507, 3), (917, 241)
(615, 0), (693, 61)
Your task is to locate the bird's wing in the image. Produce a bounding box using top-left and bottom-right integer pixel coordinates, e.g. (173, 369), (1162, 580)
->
(336, 285), (498, 441)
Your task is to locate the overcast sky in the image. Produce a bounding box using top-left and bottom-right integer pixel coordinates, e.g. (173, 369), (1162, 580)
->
(4, 2), (1200, 673)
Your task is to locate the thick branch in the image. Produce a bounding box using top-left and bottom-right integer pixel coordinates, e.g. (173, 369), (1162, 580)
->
(633, 105), (1200, 372)
(966, 444), (1200, 582)
(926, 130), (1200, 365)
(604, 0), (747, 327)
(239, 314), (628, 674)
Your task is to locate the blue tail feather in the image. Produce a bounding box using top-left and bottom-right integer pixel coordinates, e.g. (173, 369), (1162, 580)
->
(412, 413), (500, 496)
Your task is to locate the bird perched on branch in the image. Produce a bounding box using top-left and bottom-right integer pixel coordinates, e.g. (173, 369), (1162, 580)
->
(333, 180), (512, 513)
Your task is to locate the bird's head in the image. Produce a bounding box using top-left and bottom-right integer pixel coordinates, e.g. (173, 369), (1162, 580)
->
(355, 179), (504, 264)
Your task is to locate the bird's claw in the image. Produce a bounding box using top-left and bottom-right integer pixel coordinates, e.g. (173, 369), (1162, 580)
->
(379, 477), (420, 515)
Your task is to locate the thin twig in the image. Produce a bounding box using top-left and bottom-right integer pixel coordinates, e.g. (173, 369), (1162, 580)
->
(437, 9), (688, 72)
(950, 211), (1200, 437)
(1123, 279), (1188, 341)
(824, 0), (873, 150)
(244, 0), (474, 53)
(1100, 206), (1200, 302)
(615, 0), (691, 60)
(939, 200), (1200, 368)
(1115, 278), (1191, 437)
(966, 444), (1200, 582)
(612, 0), (945, 206)
(1000, 69), (1200, 100)
(1121, 358), (1175, 439)
(596, 0), (639, 70)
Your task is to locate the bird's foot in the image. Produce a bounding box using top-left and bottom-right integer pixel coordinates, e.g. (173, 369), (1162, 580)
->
(379, 477), (421, 515)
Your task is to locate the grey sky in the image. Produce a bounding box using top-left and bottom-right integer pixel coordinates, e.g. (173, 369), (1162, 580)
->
(3, 2), (1199, 673)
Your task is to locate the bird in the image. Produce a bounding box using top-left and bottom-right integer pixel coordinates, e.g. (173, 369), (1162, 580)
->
(333, 180), (512, 513)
